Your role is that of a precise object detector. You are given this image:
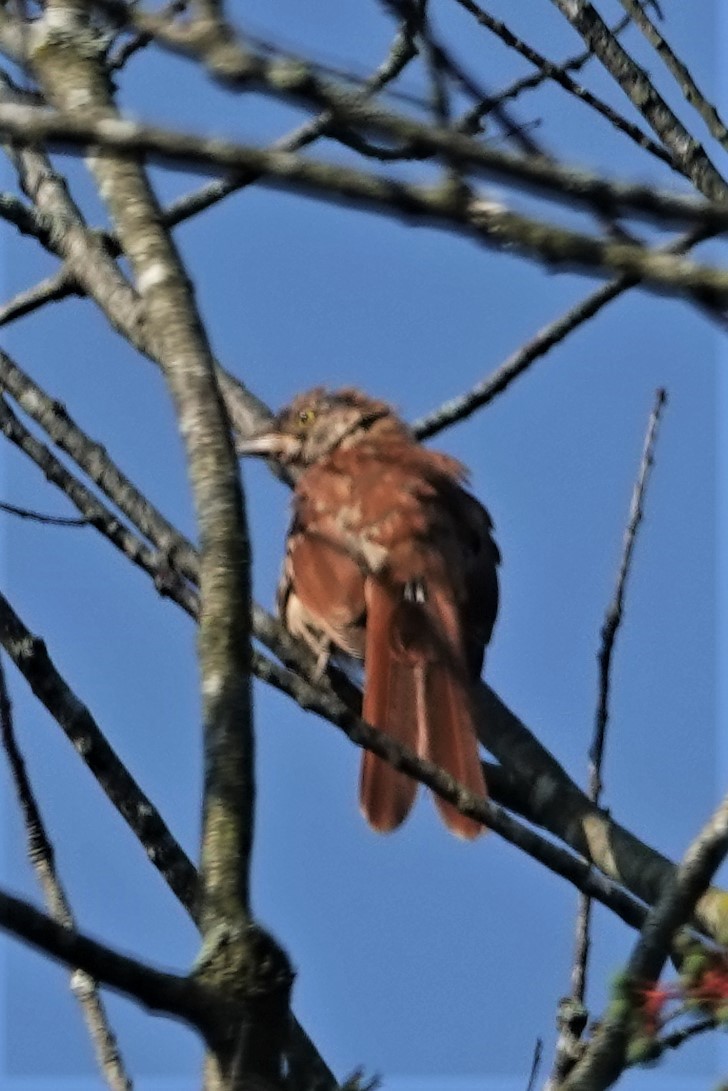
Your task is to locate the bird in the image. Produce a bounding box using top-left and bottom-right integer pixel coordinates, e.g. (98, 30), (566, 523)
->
(238, 387), (500, 838)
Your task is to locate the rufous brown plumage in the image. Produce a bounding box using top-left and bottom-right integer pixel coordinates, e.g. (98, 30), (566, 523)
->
(239, 388), (499, 838)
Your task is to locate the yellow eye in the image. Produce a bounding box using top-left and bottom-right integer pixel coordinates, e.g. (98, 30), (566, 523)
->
(297, 408), (315, 426)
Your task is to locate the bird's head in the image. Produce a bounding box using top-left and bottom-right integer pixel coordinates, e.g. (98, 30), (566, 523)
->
(237, 387), (408, 467)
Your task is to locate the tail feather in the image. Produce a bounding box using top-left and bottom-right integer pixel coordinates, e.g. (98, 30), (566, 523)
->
(360, 582), (419, 831)
(424, 664), (486, 839)
(418, 582), (486, 838)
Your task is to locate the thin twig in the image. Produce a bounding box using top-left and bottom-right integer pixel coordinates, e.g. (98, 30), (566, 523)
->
(0, 497), (88, 525)
(465, 14), (631, 118)
(593, 388), (667, 801)
(524, 1037), (542, 1091)
(413, 279), (628, 439)
(547, 388), (668, 1088)
(0, 655), (132, 1091)
(450, 1), (673, 169)
(108, 0), (189, 70)
(412, 226), (709, 439)
(656, 1015), (716, 1055)
(0, 266), (78, 326)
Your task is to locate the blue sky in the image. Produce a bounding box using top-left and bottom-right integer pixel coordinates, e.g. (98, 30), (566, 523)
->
(0, 0), (725, 1087)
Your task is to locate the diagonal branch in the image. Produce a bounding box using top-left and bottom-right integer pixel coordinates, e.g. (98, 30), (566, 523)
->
(412, 225), (715, 439)
(413, 278), (628, 439)
(0, 885), (212, 1026)
(547, 0), (728, 203)
(562, 793), (728, 1090)
(0, 588), (200, 910)
(618, 0), (728, 155)
(0, 654), (132, 1091)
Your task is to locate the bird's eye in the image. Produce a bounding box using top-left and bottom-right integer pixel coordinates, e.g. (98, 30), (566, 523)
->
(297, 409), (315, 426)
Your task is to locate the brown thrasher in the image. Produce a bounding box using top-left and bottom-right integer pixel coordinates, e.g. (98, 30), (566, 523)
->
(239, 388), (499, 838)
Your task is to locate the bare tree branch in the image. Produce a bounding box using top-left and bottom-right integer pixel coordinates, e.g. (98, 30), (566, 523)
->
(592, 388), (667, 802)
(0, 266), (79, 327)
(413, 278), (628, 439)
(412, 223), (715, 438)
(469, 13), (631, 117)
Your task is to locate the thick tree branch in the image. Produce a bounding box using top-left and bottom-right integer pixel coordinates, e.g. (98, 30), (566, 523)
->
(0, 99), (722, 233)
(34, 0), (255, 944)
(30, 6), (293, 1080)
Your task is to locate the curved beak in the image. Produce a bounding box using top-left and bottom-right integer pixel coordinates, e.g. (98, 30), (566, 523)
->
(236, 430), (300, 460)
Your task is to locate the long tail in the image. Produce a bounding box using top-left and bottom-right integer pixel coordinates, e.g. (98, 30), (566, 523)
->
(359, 579), (487, 837)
